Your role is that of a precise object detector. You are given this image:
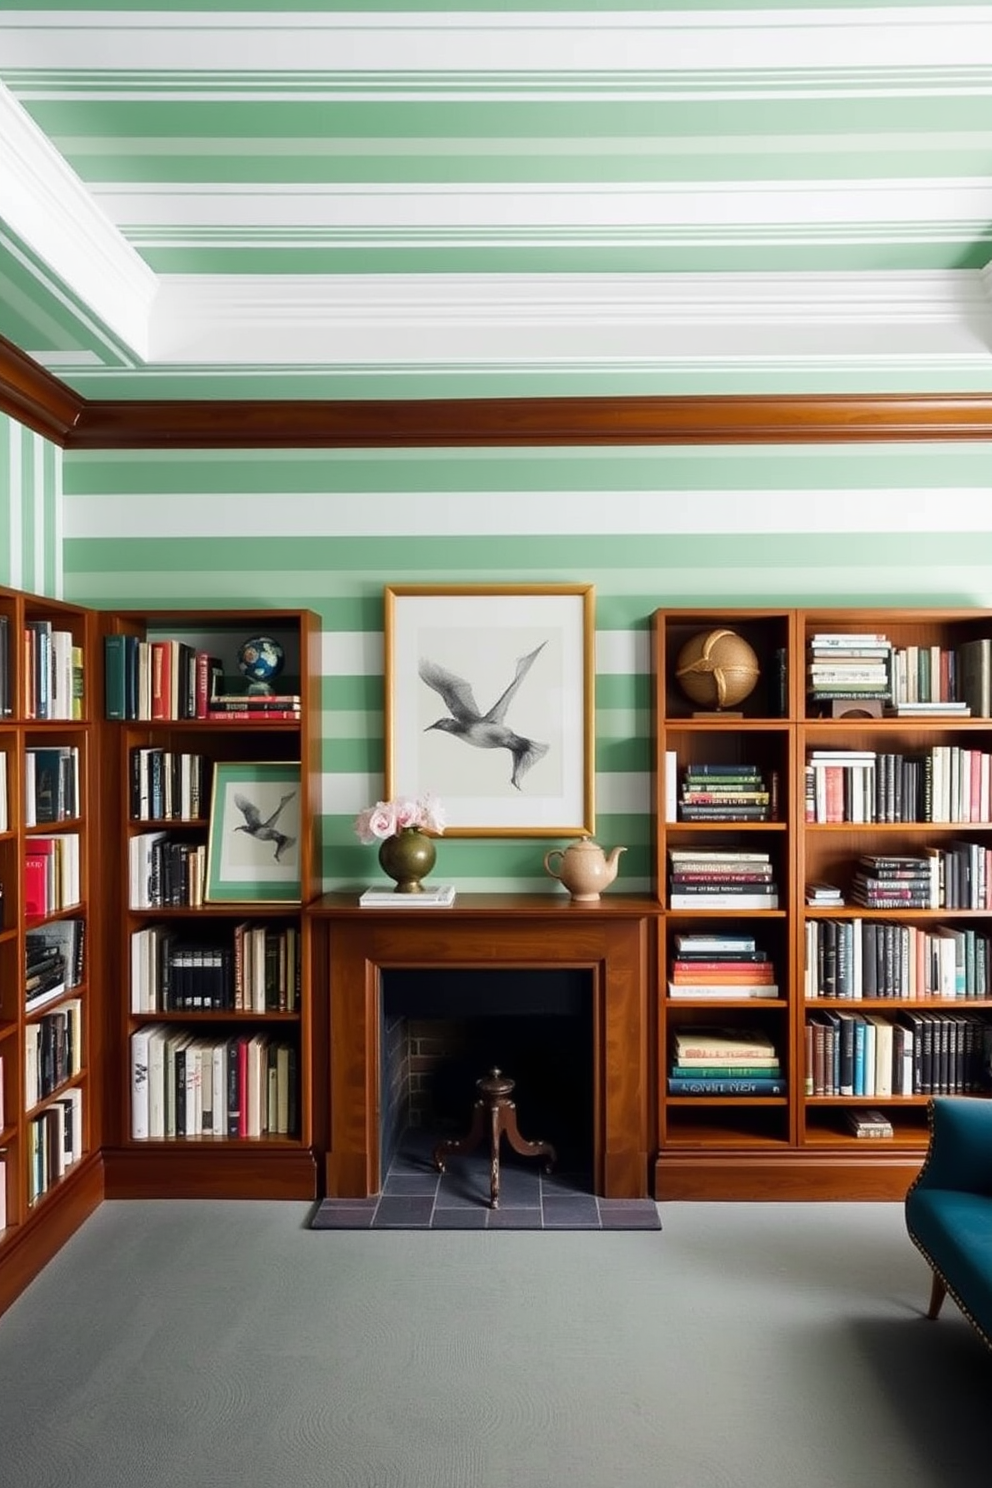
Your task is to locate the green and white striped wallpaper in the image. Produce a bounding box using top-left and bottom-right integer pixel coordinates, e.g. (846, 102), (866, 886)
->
(58, 441), (992, 893)
(0, 411), (62, 597)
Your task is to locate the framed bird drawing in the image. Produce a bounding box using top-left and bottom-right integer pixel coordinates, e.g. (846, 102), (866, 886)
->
(206, 760), (302, 902)
(385, 584), (595, 837)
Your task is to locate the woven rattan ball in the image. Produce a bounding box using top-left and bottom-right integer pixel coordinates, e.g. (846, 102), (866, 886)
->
(675, 628), (760, 710)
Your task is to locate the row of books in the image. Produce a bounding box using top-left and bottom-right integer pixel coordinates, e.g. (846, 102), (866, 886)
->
(677, 763), (777, 823)
(25, 919), (85, 1013)
(806, 1009), (992, 1098)
(804, 918), (992, 1000)
(24, 745), (80, 827)
(668, 930), (778, 1000)
(105, 636), (222, 721)
(805, 632), (992, 716)
(130, 1027), (298, 1140)
(23, 619), (83, 721)
(804, 747), (992, 825)
(23, 833), (80, 919)
(129, 832), (205, 909)
(668, 849), (779, 910)
(851, 847), (990, 911)
(25, 1000), (82, 1110)
(668, 1026), (785, 1096)
(893, 637), (991, 713)
(130, 922), (300, 1013)
(29, 1089), (83, 1203)
(129, 748), (206, 822)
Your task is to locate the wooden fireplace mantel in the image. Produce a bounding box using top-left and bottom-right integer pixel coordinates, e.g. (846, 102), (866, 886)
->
(311, 894), (658, 1199)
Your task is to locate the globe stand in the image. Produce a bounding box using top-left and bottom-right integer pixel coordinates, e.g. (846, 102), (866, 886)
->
(690, 709), (744, 719)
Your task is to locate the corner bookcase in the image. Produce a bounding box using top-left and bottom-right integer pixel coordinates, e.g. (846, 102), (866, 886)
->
(0, 583), (103, 1312)
(98, 608), (322, 1200)
(653, 607), (992, 1200)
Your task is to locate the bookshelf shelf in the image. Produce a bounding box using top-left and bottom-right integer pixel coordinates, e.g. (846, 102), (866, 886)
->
(654, 604), (992, 1200)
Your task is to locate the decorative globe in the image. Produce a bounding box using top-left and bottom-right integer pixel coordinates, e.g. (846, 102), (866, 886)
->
(675, 628), (760, 710)
(237, 635), (285, 694)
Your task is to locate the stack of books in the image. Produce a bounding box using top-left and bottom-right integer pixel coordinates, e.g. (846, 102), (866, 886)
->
(845, 1107), (895, 1139)
(668, 1027), (785, 1096)
(850, 854), (934, 910)
(207, 692), (302, 723)
(668, 931), (778, 999)
(807, 632), (892, 712)
(678, 763), (776, 822)
(668, 849), (778, 910)
(806, 880), (844, 907)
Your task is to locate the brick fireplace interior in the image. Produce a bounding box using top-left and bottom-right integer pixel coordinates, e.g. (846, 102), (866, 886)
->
(379, 967), (594, 1182)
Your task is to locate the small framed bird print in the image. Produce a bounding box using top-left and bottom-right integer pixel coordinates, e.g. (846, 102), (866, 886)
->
(205, 759), (302, 902)
(385, 584), (595, 837)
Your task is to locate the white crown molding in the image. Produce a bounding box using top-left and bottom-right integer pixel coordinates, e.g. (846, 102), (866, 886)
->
(94, 178), (992, 248)
(4, 8), (991, 84)
(144, 270), (992, 370)
(0, 80), (156, 360)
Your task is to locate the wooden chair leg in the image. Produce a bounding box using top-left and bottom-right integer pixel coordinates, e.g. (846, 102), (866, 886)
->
(926, 1272), (947, 1320)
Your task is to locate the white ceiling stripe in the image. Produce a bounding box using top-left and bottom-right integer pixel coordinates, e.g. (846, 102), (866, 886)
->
(4, 10), (992, 74)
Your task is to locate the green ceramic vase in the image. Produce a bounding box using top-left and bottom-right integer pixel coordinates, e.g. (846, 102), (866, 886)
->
(378, 827), (437, 893)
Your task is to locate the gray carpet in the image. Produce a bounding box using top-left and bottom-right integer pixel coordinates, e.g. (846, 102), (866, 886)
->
(0, 1198), (988, 1488)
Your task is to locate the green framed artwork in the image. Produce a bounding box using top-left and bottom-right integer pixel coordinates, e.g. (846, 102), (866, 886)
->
(205, 760), (302, 903)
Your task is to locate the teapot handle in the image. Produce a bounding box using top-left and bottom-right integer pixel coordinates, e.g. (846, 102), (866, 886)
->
(544, 848), (564, 879)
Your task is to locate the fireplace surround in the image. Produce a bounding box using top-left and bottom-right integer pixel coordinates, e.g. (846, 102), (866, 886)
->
(314, 894), (656, 1199)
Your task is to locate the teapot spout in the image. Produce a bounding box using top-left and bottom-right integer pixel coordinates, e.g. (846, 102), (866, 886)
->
(604, 845), (627, 882)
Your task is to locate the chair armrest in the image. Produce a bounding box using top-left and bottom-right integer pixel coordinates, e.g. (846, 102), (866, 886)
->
(913, 1097), (992, 1196)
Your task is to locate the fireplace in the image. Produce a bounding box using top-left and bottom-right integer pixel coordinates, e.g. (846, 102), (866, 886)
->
(316, 895), (655, 1199)
(379, 967), (594, 1182)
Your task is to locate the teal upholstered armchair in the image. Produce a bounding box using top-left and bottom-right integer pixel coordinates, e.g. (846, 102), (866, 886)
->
(905, 1096), (992, 1349)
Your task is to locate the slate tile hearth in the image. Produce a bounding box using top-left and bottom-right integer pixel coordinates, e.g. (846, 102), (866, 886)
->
(311, 1130), (662, 1232)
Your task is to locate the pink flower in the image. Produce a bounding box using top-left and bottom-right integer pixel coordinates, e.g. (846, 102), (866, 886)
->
(393, 797), (422, 831)
(353, 794), (446, 843)
(353, 800), (397, 844)
(418, 793), (446, 835)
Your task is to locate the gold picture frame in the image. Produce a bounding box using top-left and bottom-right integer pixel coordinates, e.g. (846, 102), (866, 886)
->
(385, 583), (595, 837)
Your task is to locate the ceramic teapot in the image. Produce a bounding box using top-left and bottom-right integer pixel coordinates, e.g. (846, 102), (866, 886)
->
(543, 837), (627, 902)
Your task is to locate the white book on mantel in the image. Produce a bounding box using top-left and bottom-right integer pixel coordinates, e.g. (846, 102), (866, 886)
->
(359, 883), (457, 908)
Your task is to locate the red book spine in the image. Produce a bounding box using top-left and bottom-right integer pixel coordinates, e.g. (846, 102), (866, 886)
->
(150, 641), (172, 720)
(205, 709), (301, 722)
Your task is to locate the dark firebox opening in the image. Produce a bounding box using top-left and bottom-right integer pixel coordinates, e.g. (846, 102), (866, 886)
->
(380, 967), (594, 1182)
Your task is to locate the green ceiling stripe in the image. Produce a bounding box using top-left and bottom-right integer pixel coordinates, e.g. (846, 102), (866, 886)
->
(21, 94), (992, 141)
(44, 146), (992, 186)
(129, 244), (992, 275)
(62, 444), (992, 493)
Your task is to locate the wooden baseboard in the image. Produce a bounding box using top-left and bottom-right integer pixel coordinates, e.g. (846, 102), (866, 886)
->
(102, 1146), (318, 1201)
(654, 1151), (924, 1202)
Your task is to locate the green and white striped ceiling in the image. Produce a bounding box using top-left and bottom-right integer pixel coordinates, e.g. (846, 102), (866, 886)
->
(2, 2), (992, 398)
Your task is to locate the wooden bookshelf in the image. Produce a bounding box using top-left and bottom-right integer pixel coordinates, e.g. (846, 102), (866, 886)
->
(653, 606), (992, 1200)
(0, 582), (103, 1314)
(98, 609), (322, 1199)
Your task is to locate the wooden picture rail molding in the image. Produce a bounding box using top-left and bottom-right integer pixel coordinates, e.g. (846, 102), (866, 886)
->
(3, 338), (992, 449)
